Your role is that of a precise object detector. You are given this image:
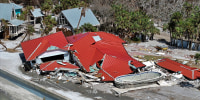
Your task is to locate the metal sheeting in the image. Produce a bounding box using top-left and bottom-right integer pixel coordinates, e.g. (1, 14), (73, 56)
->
(0, 3), (13, 20)
(157, 58), (200, 80)
(10, 3), (23, 10)
(31, 8), (44, 17)
(61, 7), (100, 29)
(9, 19), (25, 26)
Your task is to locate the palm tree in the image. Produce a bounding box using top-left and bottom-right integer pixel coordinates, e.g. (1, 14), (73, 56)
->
(41, 15), (56, 36)
(25, 6), (34, 40)
(77, 7), (86, 31)
(78, 23), (97, 33)
(41, 0), (53, 15)
(76, 1), (89, 34)
(27, 24), (35, 40)
(183, 2), (193, 17)
(163, 11), (183, 46)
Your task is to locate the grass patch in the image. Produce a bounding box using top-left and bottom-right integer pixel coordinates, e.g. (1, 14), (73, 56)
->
(143, 55), (167, 61)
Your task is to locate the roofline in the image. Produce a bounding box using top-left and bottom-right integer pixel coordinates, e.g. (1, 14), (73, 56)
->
(60, 12), (73, 29)
(27, 42), (42, 61)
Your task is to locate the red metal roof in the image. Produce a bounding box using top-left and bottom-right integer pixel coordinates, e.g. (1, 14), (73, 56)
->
(66, 32), (125, 44)
(70, 33), (104, 71)
(69, 32), (145, 72)
(156, 58), (200, 80)
(40, 61), (79, 71)
(66, 32), (90, 43)
(98, 54), (133, 81)
(21, 31), (68, 61)
(93, 40), (144, 68)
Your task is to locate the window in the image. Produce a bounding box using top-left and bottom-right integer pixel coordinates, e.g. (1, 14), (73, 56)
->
(41, 54), (64, 63)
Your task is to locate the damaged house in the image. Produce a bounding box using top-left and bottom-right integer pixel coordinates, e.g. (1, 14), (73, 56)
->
(21, 31), (145, 81)
(66, 32), (145, 81)
(21, 31), (79, 73)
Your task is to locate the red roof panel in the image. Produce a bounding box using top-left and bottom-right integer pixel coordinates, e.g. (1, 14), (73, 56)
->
(40, 61), (79, 71)
(69, 32), (145, 72)
(93, 41), (144, 68)
(157, 58), (200, 80)
(21, 31), (68, 61)
(98, 54), (133, 81)
(66, 32), (125, 44)
(66, 32), (89, 43)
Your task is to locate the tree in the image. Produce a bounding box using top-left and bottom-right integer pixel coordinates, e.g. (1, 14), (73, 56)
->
(24, 6), (34, 40)
(41, 0), (53, 15)
(52, 0), (87, 15)
(26, 24), (35, 40)
(194, 53), (200, 64)
(1, 19), (9, 39)
(163, 11), (183, 46)
(77, 7), (86, 31)
(41, 15), (57, 36)
(18, 6), (33, 21)
(183, 2), (193, 17)
(112, 4), (159, 42)
(76, 23), (97, 33)
(90, 0), (114, 32)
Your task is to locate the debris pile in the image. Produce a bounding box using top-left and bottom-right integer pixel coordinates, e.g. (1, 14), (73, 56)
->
(20, 31), (200, 96)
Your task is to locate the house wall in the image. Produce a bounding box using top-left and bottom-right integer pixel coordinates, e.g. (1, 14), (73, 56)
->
(57, 13), (68, 25)
(57, 13), (73, 30)
(35, 50), (70, 64)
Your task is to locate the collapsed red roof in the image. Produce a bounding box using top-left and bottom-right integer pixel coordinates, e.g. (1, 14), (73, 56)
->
(68, 32), (145, 74)
(156, 58), (200, 80)
(66, 32), (125, 44)
(40, 61), (79, 71)
(21, 31), (68, 61)
(98, 54), (134, 81)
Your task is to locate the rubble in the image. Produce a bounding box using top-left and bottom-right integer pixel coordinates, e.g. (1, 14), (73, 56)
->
(17, 31), (200, 99)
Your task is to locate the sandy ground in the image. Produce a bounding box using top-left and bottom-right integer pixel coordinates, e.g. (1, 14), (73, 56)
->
(0, 31), (200, 100)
